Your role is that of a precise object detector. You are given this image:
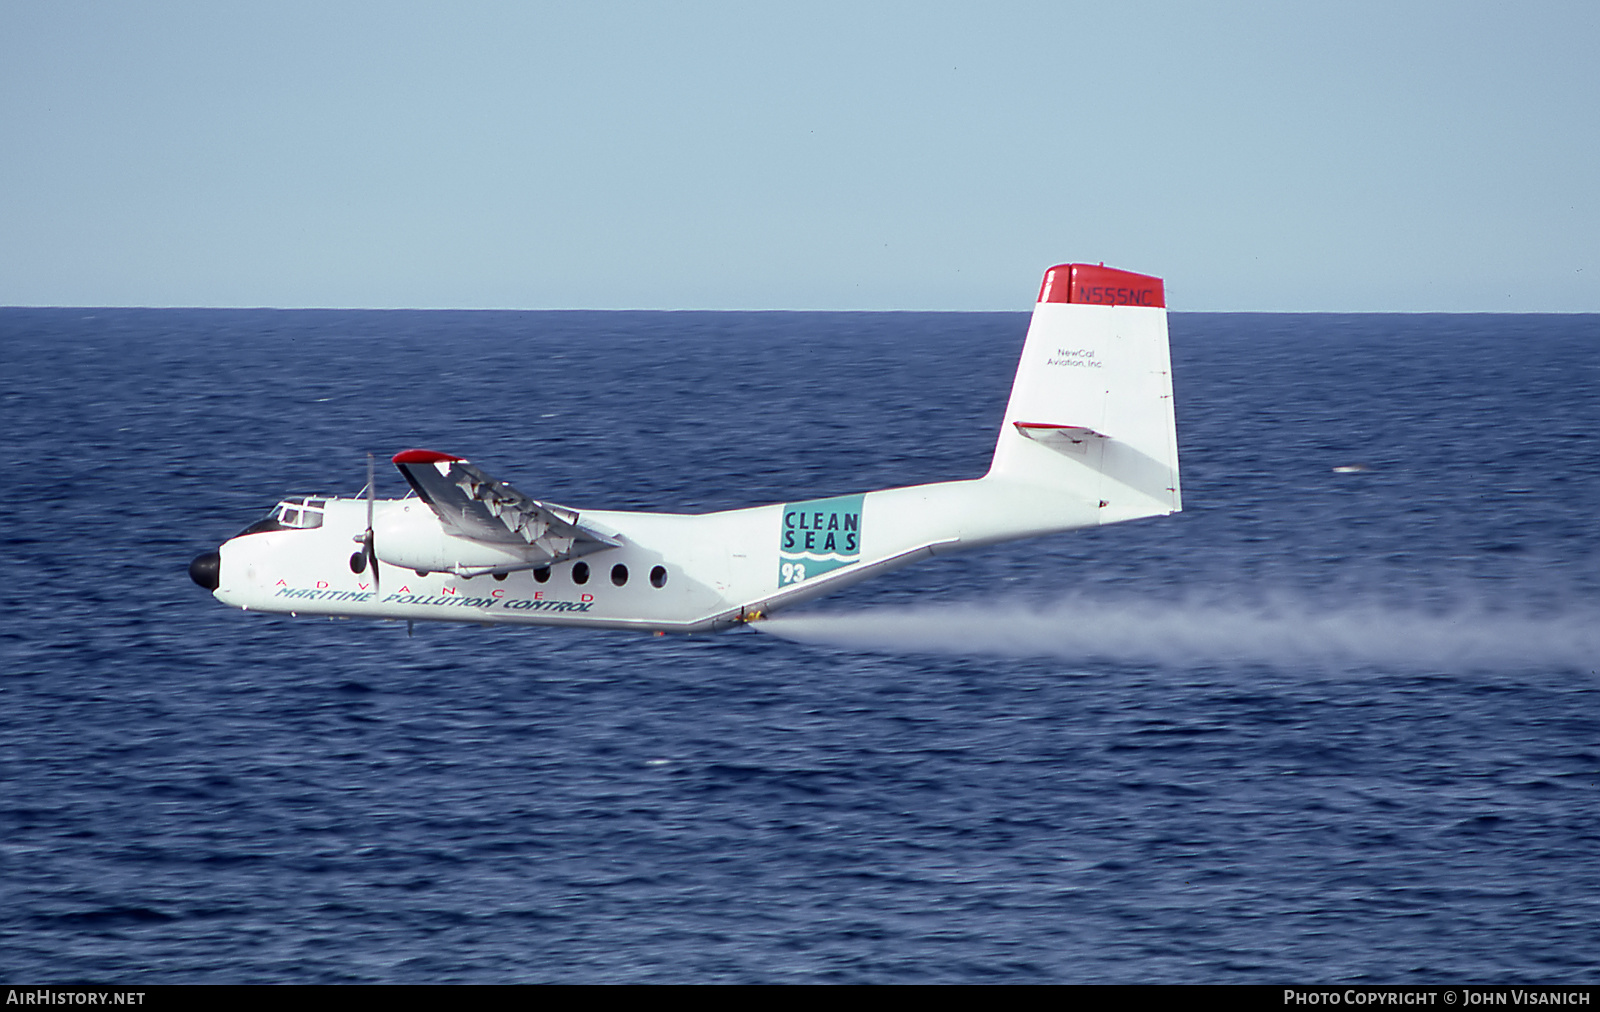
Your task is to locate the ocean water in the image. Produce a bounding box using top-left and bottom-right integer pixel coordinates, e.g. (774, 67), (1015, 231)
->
(1, 307), (1596, 983)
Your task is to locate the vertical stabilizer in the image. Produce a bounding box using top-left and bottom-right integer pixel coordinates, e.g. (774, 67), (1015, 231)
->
(986, 264), (1180, 525)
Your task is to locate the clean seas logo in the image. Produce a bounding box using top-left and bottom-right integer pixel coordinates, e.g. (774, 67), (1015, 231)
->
(779, 494), (863, 585)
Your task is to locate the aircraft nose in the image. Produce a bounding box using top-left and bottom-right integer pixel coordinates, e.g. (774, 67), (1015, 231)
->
(189, 550), (221, 590)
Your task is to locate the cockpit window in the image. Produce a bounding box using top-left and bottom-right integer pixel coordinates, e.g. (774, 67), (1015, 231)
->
(236, 496), (328, 538)
(276, 496), (324, 529)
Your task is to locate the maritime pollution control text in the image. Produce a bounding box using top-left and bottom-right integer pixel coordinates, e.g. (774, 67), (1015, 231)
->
(274, 586), (594, 612)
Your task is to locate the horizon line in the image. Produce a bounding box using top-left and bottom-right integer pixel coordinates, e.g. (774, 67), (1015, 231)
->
(4, 304), (1597, 316)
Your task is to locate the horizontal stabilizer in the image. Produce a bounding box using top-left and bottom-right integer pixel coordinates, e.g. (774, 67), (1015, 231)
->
(1013, 422), (1107, 456)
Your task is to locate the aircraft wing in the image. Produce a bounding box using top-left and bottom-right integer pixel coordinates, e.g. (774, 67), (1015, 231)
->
(391, 449), (621, 559)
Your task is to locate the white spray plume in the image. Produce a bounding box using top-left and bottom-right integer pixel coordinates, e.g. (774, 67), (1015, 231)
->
(757, 593), (1600, 672)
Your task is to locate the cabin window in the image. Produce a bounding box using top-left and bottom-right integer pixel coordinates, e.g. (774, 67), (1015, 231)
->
(572, 562), (590, 585)
(650, 565), (668, 588)
(611, 564), (628, 587)
(533, 567), (551, 583)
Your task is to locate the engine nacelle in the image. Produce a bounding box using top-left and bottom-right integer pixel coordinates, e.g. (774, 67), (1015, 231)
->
(373, 502), (538, 573)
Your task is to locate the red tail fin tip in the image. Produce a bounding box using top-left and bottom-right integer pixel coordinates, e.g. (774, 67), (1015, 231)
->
(1036, 264), (1164, 308)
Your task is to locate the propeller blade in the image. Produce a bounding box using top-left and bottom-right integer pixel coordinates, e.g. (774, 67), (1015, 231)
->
(363, 529), (378, 593)
(365, 453), (379, 593)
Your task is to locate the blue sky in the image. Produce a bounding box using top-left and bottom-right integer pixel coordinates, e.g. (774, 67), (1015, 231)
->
(2, 1), (1596, 310)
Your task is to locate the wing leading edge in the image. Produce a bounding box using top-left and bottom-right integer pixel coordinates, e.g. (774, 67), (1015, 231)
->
(391, 449), (622, 563)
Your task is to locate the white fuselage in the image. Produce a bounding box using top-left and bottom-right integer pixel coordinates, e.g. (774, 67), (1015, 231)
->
(213, 473), (1101, 633)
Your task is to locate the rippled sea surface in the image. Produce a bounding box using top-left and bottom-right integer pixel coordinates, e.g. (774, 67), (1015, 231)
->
(2, 308), (1597, 983)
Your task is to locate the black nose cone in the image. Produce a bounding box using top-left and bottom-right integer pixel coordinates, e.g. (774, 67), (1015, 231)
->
(189, 551), (221, 590)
